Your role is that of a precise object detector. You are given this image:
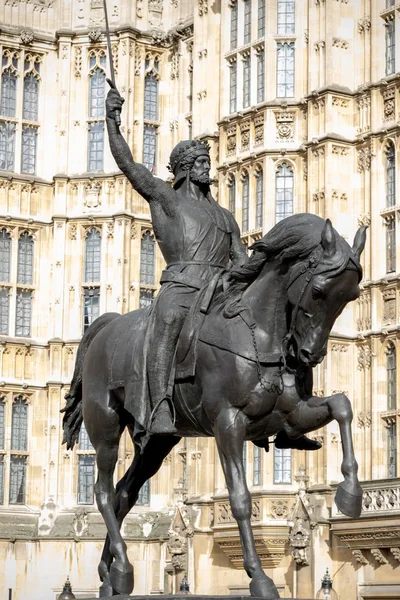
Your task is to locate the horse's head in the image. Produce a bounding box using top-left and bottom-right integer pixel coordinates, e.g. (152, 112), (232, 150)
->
(286, 220), (367, 367)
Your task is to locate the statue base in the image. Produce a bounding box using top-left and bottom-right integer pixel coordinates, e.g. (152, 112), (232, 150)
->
(85, 596), (312, 599)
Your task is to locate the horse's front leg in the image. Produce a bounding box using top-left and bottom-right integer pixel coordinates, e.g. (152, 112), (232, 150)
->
(214, 408), (280, 599)
(287, 391), (362, 518)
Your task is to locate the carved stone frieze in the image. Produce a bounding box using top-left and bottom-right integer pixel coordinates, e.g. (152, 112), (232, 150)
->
(198, 0), (208, 16)
(383, 288), (396, 325)
(357, 342), (372, 370)
(226, 125), (237, 157)
(253, 114), (264, 147)
(332, 37), (349, 50)
(357, 145), (372, 173)
(383, 87), (396, 123)
(275, 111), (295, 141)
(357, 289), (371, 332)
(332, 96), (350, 108)
(357, 411), (372, 429)
(357, 17), (371, 33)
(269, 500), (289, 520)
(332, 144), (349, 156)
(240, 120), (251, 152)
(362, 485), (400, 513)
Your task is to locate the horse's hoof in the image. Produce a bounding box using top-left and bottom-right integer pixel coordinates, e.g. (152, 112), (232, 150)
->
(335, 482), (362, 518)
(250, 575), (280, 599)
(99, 580), (114, 598)
(110, 562), (134, 595)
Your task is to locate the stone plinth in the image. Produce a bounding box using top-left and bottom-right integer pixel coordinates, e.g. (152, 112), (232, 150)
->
(85, 596), (313, 600)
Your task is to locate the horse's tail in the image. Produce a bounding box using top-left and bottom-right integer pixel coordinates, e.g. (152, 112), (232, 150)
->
(61, 312), (120, 450)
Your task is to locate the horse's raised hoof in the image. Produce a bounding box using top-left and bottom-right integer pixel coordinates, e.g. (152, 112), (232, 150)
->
(110, 562), (134, 595)
(335, 481), (362, 518)
(250, 574), (280, 599)
(99, 580), (114, 598)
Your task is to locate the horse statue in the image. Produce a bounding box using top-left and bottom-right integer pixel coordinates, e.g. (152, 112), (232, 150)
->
(61, 213), (366, 599)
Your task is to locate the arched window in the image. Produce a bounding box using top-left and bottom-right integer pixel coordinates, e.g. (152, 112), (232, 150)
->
(385, 17), (395, 76)
(228, 176), (236, 215)
(244, 0), (252, 44)
(387, 343), (397, 410)
(23, 67), (40, 121)
(11, 396), (28, 452)
(276, 42), (295, 98)
(140, 231), (155, 285)
(1, 66), (17, 118)
(258, 0), (265, 38)
(275, 162), (294, 222)
(17, 232), (34, 285)
(277, 0), (295, 35)
(0, 228), (11, 282)
(386, 143), (396, 208)
(144, 73), (158, 121)
(230, 1), (238, 50)
(89, 57), (106, 118)
(242, 172), (249, 232)
(255, 168), (263, 228)
(85, 228), (101, 283)
(386, 216), (396, 273)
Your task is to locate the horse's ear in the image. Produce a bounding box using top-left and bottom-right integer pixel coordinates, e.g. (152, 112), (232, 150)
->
(321, 219), (336, 258)
(352, 225), (368, 260)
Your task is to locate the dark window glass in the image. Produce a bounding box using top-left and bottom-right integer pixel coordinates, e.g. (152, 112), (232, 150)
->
(88, 122), (104, 172)
(79, 424), (94, 451)
(229, 179), (236, 215)
(23, 73), (39, 121)
(277, 42), (295, 98)
(231, 2), (238, 50)
(242, 173), (249, 232)
(276, 162), (294, 222)
(1, 69), (17, 117)
(0, 400), (5, 449)
(253, 445), (261, 485)
(244, 0), (252, 44)
(230, 63), (237, 114)
(15, 291), (32, 337)
(386, 144), (396, 208)
(388, 344), (397, 410)
(0, 122), (16, 171)
(85, 228), (101, 282)
(11, 397), (28, 451)
(274, 447), (291, 483)
(243, 55), (251, 108)
(386, 217), (396, 273)
(137, 480), (150, 505)
(258, 0), (265, 38)
(89, 67), (106, 118)
(140, 232), (155, 285)
(277, 0), (295, 35)
(0, 289), (9, 335)
(78, 455), (95, 504)
(0, 455), (4, 505)
(21, 126), (37, 175)
(139, 288), (154, 308)
(0, 228), (11, 282)
(144, 74), (158, 121)
(386, 19), (395, 76)
(388, 422), (397, 478)
(256, 170), (263, 228)
(83, 287), (100, 332)
(17, 232), (34, 285)
(257, 51), (265, 103)
(143, 125), (157, 173)
(9, 456), (27, 504)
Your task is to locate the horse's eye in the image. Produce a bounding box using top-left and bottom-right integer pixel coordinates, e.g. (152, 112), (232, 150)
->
(312, 286), (325, 300)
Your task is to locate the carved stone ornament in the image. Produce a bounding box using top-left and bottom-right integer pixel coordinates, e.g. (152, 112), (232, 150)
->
(74, 46), (83, 78)
(89, 29), (103, 43)
(383, 87), (396, 123)
(83, 181), (102, 210)
(383, 288), (396, 325)
(357, 343), (372, 370)
(269, 500), (289, 519)
(253, 114), (264, 147)
(20, 30), (34, 45)
(357, 145), (372, 173)
(38, 497), (57, 536)
(72, 508), (89, 536)
(240, 120), (251, 152)
(352, 549), (368, 564)
(371, 548), (388, 565)
(275, 111), (295, 141)
(289, 517), (310, 566)
(226, 125), (237, 157)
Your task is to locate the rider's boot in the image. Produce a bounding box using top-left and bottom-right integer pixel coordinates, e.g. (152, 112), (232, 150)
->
(149, 399), (177, 435)
(275, 430), (322, 451)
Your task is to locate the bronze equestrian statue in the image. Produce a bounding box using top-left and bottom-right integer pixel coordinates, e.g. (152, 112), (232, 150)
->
(61, 85), (367, 599)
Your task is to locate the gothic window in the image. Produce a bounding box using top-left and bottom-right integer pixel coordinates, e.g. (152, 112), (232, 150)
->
(144, 73), (158, 121)
(79, 424), (94, 451)
(276, 42), (295, 98)
(15, 291), (32, 337)
(137, 480), (150, 506)
(277, 0), (295, 35)
(0, 399), (4, 450)
(385, 18), (395, 76)
(1, 61), (17, 118)
(143, 125), (157, 173)
(77, 455), (95, 504)
(274, 447), (291, 483)
(88, 122), (104, 172)
(243, 55), (251, 108)
(0, 228), (11, 282)
(253, 445), (261, 485)
(257, 50), (265, 103)
(388, 422), (397, 478)
(9, 456), (27, 504)
(83, 288), (100, 332)
(85, 228), (101, 282)
(140, 232), (155, 285)
(0, 122), (15, 171)
(229, 62), (237, 114)
(89, 56), (106, 118)
(386, 143), (396, 208)
(386, 216), (396, 274)
(242, 172), (249, 232)
(139, 288), (154, 308)
(228, 177), (236, 215)
(230, 1), (238, 50)
(17, 232), (34, 285)
(23, 67), (40, 121)
(244, 0), (252, 44)
(255, 169), (263, 228)
(275, 162), (294, 222)
(11, 397), (28, 451)
(258, 0), (265, 38)
(0, 289), (9, 335)
(21, 126), (37, 175)
(387, 343), (397, 410)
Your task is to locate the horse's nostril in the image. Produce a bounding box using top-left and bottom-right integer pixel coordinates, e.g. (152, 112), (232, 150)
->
(300, 348), (311, 360)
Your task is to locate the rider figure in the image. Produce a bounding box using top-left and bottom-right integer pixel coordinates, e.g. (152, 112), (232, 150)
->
(105, 83), (321, 451)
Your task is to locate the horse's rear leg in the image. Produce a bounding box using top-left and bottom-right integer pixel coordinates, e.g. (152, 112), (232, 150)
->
(214, 408), (280, 599)
(99, 434), (181, 581)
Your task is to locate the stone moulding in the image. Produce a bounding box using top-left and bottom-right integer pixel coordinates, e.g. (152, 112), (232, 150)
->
(214, 528), (289, 569)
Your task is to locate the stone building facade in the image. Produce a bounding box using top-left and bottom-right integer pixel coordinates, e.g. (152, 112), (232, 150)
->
(0, 0), (399, 598)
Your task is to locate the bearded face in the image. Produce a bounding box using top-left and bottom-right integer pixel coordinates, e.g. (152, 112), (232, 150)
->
(189, 155), (212, 186)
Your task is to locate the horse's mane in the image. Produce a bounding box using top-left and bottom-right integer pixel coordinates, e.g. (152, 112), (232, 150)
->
(228, 213), (362, 297)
